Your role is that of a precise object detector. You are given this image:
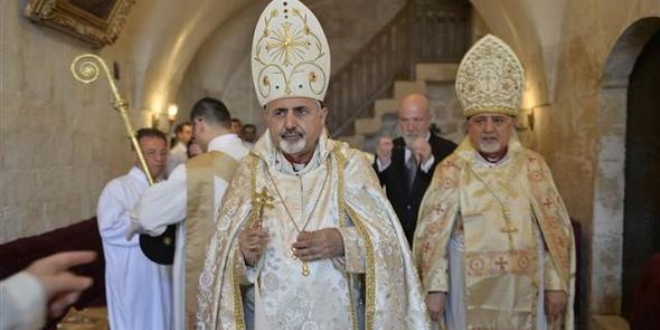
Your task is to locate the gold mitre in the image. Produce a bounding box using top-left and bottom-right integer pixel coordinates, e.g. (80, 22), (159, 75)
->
(251, 0), (331, 107)
(455, 34), (524, 117)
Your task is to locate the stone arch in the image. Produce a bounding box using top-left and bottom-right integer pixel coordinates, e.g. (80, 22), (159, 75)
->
(593, 17), (660, 317)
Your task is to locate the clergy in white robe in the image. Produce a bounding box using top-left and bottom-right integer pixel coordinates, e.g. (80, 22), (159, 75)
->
(167, 122), (192, 176)
(413, 35), (576, 330)
(196, 2), (430, 329)
(97, 128), (173, 330)
(130, 98), (249, 330)
(167, 140), (188, 175)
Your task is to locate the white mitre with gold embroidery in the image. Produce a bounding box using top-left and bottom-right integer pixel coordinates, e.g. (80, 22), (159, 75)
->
(455, 34), (524, 117)
(251, 0), (330, 107)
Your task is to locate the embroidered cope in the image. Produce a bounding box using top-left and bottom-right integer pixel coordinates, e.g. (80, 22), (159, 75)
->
(197, 131), (430, 330)
(413, 136), (576, 330)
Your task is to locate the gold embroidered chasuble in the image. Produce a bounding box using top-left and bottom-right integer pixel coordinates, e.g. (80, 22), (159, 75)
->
(197, 132), (430, 330)
(413, 136), (576, 330)
(185, 152), (239, 323)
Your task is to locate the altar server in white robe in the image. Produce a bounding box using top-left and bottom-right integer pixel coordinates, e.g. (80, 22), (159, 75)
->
(130, 98), (249, 330)
(196, 1), (431, 329)
(97, 128), (173, 330)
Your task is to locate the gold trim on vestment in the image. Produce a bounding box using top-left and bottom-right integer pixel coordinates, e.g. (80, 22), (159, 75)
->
(185, 151), (240, 327)
(232, 253), (246, 330)
(335, 149), (359, 330)
(230, 156), (261, 330)
(344, 205), (375, 330)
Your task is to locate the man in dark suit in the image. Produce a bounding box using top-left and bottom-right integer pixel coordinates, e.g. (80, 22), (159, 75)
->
(374, 93), (456, 245)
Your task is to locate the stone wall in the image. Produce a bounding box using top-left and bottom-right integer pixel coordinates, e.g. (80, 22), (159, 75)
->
(176, 0), (406, 133)
(539, 1), (660, 319)
(0, 0), (408, 243)
(0, 1), (149, 243)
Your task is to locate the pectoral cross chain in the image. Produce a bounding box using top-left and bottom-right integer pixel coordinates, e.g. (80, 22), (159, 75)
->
(499, 206), (518, 234)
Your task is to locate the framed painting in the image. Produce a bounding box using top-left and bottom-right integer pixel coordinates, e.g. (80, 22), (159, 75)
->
(24, 0), (136, 48)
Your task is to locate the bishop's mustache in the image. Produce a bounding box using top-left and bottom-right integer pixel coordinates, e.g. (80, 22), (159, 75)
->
(281, 129), (303, 139)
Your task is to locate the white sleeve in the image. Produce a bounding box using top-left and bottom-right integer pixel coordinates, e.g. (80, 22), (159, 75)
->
(97, 181), (138, 247)
(420, 155), (435, 173)
(166, 151), (187, 176)
(375, 158), (391, 172)
(0, 272), (46, 330)
(130, 165), (188, 237)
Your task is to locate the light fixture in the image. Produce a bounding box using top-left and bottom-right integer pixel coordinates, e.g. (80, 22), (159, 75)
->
(527, 107), (535, 131)
(515, 103), (550, 132)
(168, 104), (178, 122)
(167, 104), (178, 133)
(152, 107), (161, 130)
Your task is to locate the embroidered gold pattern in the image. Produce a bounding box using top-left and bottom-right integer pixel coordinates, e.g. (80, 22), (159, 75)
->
(334, 149), (360, 330)
(251, 0), (330, 106)
(455, 35), (524, 117)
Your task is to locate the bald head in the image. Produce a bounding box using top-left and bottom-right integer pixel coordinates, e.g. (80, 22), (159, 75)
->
(398, 93), (432, 145)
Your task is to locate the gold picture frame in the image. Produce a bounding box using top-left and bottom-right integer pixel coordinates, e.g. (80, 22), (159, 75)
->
(24, 0), (136, 48)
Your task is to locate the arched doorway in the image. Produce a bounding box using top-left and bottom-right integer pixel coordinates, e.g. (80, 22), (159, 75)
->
(595, 17), (660, 320)
(622, 27), (660, 319)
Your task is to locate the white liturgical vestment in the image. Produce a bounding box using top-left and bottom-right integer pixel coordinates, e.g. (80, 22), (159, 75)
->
(197, 131), (430, 330)
(131, 134), (249, 330)
(97, 167), (173, 330)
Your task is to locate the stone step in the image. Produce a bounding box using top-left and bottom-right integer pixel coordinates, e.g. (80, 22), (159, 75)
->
(415, 63), (459, 82)
(355, 97), (402, 135)
(393, 80), (426, 100)
(356, 79), (426, 135)
(345, 62), (460, 149)
(355, 117), (381, 135)
(373, 99), (398, 118)
(591, 315), (629, 330)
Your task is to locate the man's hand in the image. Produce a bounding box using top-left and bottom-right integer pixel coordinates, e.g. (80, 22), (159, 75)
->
(26, 251), (97, 317)
(426, 291), (446, 322)
(411, 137), (432, 164)
(239, 227), (269, 266)
(545, 290), (567, 322)
(292, 228), (344, 261)
(376, 137), (394, 165)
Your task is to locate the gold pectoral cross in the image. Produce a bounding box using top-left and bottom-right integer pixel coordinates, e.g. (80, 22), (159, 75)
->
(252, 187), (274, 228)
(291, 247), (311, 277)
(499, 206), (518, 234)
(500, 224), (518, 234)
(302, 262), (310, 276)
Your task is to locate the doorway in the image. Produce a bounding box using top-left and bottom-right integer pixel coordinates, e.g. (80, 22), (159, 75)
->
(621, 28), (660, 320)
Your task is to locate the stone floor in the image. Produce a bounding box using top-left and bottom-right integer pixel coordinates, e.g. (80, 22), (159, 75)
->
(592, 315), (630, 330)
(57, 307), (108, 330)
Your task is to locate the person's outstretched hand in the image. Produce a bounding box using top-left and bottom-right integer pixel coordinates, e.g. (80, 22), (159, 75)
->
(26, 251), (97, 317)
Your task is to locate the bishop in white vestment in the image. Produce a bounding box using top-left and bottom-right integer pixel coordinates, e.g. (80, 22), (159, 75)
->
(413, 35), (576, 330)
(196, 1), (430, 329)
